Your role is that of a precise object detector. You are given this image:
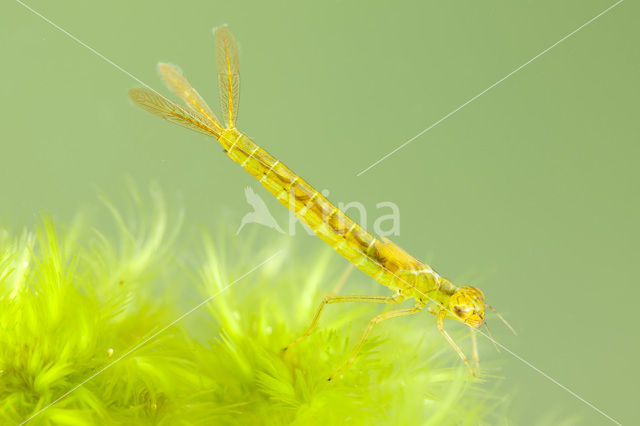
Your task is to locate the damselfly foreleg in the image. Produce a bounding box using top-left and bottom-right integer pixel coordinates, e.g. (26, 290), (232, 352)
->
(283, 293), (405, 353)
(437, 309), (475, 376)
(471, 329), (480, 372)
(328, 304), (424, 381)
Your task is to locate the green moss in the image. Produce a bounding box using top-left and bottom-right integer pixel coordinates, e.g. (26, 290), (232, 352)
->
(0, 191), (504, 425)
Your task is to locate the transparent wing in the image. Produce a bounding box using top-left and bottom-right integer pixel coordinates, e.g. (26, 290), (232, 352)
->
(128, 88), (220, 138)
(214, 26), (240, 129)
(157, 63), (224, 134)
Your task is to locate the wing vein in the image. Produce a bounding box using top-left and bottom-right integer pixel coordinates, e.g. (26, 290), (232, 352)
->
(128, 88), (220, 138)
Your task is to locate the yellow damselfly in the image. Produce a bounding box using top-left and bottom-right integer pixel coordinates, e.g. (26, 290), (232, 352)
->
(128, 26), (512, 380)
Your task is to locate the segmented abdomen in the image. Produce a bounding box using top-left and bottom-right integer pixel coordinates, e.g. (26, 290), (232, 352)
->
(220, 129), (409, 290)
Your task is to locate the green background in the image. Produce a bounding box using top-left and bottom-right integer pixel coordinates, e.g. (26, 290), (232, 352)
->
(1, 0), (637, 424)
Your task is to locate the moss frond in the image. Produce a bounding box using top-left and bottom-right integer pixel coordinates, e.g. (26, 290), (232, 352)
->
(178, 233), (504, 425)
(0, 190), (505, 425)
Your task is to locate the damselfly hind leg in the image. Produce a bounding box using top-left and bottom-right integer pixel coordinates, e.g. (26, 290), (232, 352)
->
(328, 304), (424, 381)
(436, 309), (475, 376)
(283, 293), (404, 353)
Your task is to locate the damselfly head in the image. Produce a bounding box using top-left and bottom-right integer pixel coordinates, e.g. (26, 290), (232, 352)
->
(449, 286), (485, 329)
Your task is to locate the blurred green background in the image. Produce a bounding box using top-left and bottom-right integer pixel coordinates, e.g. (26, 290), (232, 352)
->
(1, 0), (637, 424)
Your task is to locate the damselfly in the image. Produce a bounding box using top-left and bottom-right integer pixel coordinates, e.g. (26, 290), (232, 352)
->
(128, 26), (513, 380)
